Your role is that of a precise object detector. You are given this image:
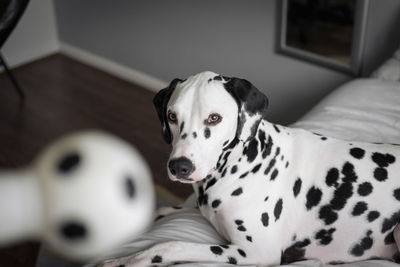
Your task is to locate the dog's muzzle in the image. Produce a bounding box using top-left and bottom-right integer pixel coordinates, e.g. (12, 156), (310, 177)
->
(168, 157), (195, 180)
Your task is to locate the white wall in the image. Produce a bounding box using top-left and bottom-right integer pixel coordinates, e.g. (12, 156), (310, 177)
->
(2, 0), (59, 68)
(54, 0), (353, 124)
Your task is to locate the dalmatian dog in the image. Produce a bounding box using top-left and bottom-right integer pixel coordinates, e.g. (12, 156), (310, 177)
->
(103, 71), (400, 266)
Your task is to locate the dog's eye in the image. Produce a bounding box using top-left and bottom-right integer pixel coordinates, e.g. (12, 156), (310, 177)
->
(167, 111), (178, 124)
(206, 113), (222, 125)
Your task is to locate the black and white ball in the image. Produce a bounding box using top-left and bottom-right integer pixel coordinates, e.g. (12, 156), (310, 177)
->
(0, 131), (155, 261)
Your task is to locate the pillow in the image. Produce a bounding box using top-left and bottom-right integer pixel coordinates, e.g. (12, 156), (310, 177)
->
(371, 47), (400, 81)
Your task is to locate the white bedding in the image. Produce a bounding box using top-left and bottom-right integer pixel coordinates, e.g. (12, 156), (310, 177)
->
(37, 49), (400, 267)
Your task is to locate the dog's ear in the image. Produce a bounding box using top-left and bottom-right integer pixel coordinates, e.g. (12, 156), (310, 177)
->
(224, 77), (269, 142)
(153, 78), (183, 144)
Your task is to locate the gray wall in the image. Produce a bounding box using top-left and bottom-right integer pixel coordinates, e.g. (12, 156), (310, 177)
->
(3, 0), (59, 68)
(362, 0), (400, 75)
(53, 0), (400, 125)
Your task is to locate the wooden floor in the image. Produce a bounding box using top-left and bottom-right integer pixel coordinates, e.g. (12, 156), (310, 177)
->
(0, 54), (192, 266)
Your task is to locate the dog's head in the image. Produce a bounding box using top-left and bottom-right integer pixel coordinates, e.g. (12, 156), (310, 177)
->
(154, 71), (268, 183)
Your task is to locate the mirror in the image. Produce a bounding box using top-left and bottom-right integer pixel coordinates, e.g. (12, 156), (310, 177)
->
(278, 0), (369, 75)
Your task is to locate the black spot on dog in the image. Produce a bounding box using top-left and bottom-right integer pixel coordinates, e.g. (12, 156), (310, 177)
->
(262, 136), (273, 159)
(231, 165), (238, 174)
(281, 239), (311, 264)
(372, 152), (396, 167)
(216, 153), (224, 169)
(274, 199), (283, 221)
(381, 210), (400, 233)
(204, 127), (211, 139)
(306, 186), (322, 210)
(350, 230), (373, 257)
(223, 140), (229, 146)
(205, 178), (217, 191)
(352, 201), (368, 216)
(246, 235), (253, 242)
(238, 249), (247, 257)
(151, 255), (162, 263)
(125, 176), (135, 199)
(264, 196), (269, 202)
(197, 186), (209, 206)
(293, 178), (302, 198)
(330, 180), (353, 211)
(237, 225), (247, 232)
(394, 188), (400, 201)
(251, 163), (262, 174)
(218, 151), (231, 173)
(58, 152), (81, 174)
(273, 124), (281, 133)
(374, 168), (388, 181)
(270, 169), (279, 181)
(315, 228), (336, 245)
(325, 168), (339, 187)
(239, 171), (249, 179)
(261, 212), (269, 227)
(227, 257), (237, 264)
(243, 138), (258, 163)
(264, 159), (276, 176)
(222, 137), (239, 152)
(179, 122), (185, 134)
(192, 132), (197, 138)
(358, 182), (373, 196)
(275, 147), (281, 157)
(220, 245), (229, 249)
(321, 137), (327, 141)
(285, 161), (289, 168)
(258, 129), (266, 148)
(221, 168), (227, 178)
(213, 75), (223, 81)
(367, 211), (380, 222)
(212, 199), (221, 209)
(350, 147), (365, 159)
(341, 162), (357, 183)
(60, 221), (87, 240)
(319, 205), (338, 225)
(384, 232), (395, 245)
(210, 246), (223, 255)
(181, 133), (187, 139)
(231, 187), (243, 196)
(235, 219), (243, 225)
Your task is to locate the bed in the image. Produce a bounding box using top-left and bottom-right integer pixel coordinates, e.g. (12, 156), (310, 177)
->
(36, 48), (400, 267)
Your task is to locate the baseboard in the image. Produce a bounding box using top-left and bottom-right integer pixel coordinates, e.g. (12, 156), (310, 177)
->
(0, 51), (58, 73)
(60, 42), (167, 92)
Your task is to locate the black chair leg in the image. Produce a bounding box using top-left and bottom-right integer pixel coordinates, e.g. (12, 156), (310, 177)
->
(0, 52), (24, 99)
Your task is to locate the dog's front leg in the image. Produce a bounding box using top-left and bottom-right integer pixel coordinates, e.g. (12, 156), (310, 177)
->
(99, 241), (279, 267)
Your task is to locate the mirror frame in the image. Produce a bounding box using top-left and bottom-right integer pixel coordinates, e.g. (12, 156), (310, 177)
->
(277, 0), (370, 75)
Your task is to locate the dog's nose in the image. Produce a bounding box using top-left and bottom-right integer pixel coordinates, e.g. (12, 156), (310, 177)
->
(168, 157), (194, 179)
